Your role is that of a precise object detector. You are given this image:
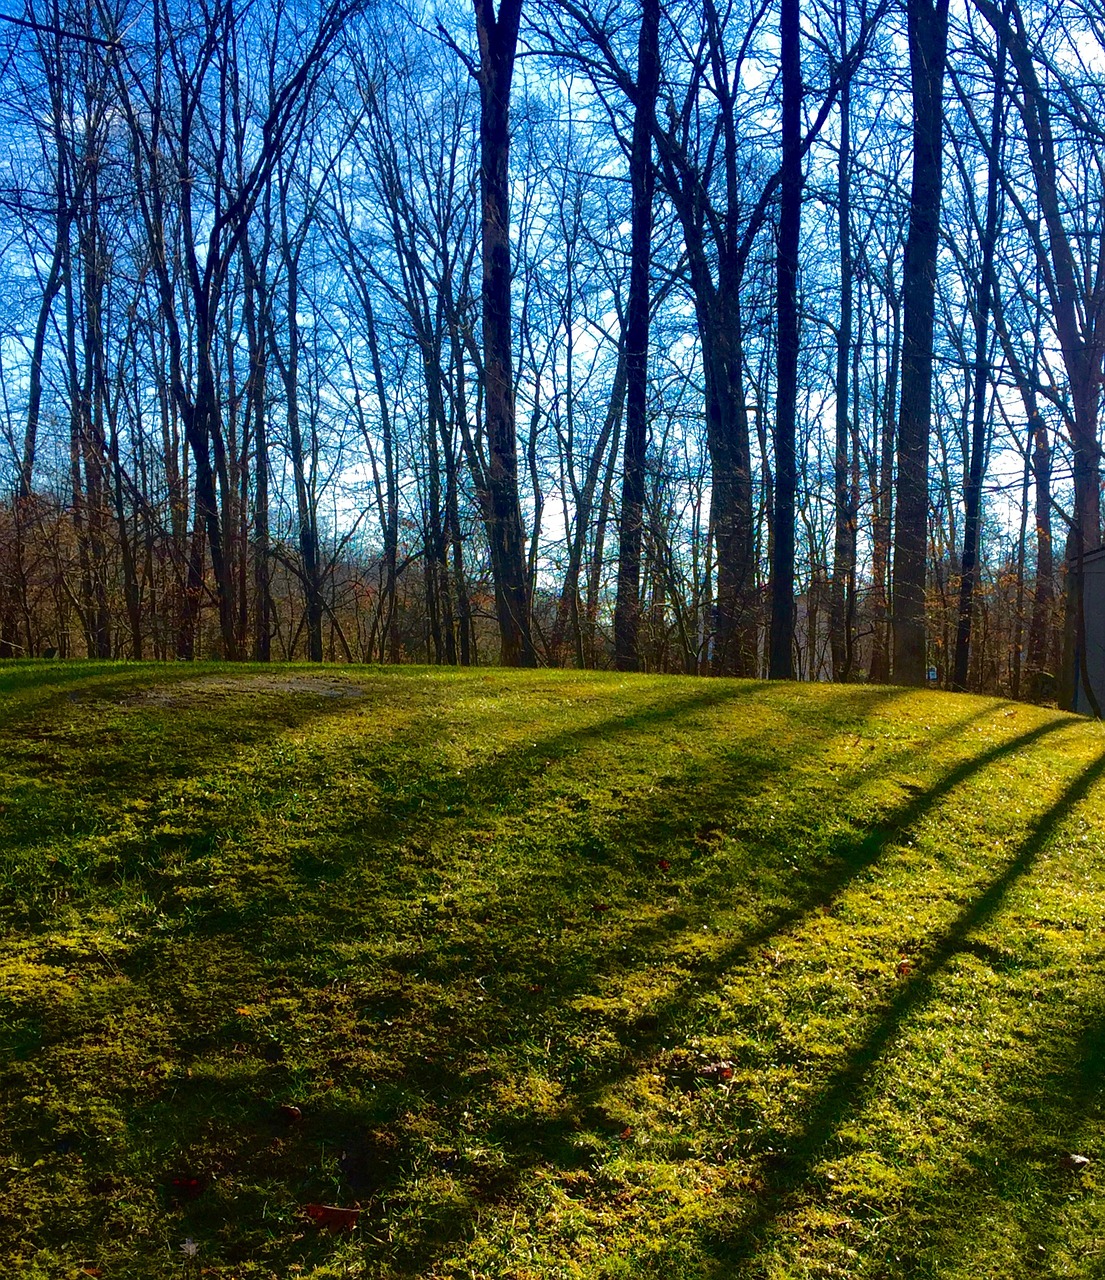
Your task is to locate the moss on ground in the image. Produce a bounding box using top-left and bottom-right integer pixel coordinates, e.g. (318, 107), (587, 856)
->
(0, 661), (1103, 1278)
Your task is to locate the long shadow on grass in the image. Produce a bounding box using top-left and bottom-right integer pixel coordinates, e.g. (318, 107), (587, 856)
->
(215, 697), (1072, 1273)
(0, 660), (211, 726)
(202, 678), (983, 989)
(381, 710), (1073, 1274)
(886, 846), (1105, 1276)
(0, 664), (417, 912)
(465, 696), (1032, 1073)
(37, 675), (1061, 1276)
(696, 737), (1105, 1275)
(165, 676), (833, 938)
(578, 710), (1074, 1053)
(396, 706), (1070, 1102)
(459, 715), (1078, 1204)
(138, 680), (929, 1270)
(919, 992), (1105, 1279)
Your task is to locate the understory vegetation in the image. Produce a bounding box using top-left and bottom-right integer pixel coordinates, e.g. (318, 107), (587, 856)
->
(1, 661), (1103, 1278)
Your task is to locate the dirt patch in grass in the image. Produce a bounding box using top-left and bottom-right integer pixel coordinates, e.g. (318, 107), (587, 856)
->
(132, 673), (369, 705)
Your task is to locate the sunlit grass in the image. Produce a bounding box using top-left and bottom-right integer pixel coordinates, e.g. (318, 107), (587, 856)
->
(0, 661), (1103, 1278)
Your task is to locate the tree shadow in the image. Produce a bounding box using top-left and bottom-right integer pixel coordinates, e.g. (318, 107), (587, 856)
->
(3, 665), (1087, 1277)
(692, 740), (1105, 1275)
(185, 693), (1071, 1274)
(111, 679), (927, 1270)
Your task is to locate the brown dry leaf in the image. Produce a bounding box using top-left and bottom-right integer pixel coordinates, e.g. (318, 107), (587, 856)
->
(304, 1203), (360, 1232)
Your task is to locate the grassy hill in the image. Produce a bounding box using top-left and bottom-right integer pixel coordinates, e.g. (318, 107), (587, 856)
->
(1, 661), (1103, 1279)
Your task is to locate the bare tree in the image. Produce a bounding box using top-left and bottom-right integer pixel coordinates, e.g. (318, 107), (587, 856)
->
(892, 0), (950, 685)
(612, 0), (660, 671)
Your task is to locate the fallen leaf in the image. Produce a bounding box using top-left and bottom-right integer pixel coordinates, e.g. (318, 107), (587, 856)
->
(305, 1203), (360, 1232)
(169, 1175), (207, 1201)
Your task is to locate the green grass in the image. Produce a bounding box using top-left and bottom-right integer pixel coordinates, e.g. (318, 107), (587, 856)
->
(0, 661), (1103, 1279)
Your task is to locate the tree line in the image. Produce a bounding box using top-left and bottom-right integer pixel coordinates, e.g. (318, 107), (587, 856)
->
(0, 0), (1098, 705)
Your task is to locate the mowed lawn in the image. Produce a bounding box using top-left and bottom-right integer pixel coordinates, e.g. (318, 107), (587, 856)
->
(0, 662), (1104, 1279)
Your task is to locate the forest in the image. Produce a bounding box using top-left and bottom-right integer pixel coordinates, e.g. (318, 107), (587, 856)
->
(0, 0), (1097, 704)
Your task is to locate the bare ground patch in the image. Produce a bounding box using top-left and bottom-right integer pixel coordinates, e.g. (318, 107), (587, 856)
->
(131, 673), (368, 705)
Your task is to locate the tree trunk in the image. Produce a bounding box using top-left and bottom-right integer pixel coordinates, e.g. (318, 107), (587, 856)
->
(613, 0), (660, 672)
(1027, 413), (1054, 683)
(830, 13), (855, 681)
(243, 248), (272, 662)
(768, 0), (802, 680)
(699, 284), (757, 676)
(870, 275), (901, 685)
(365, 293), (401, 663)
(474, 0), (536, 666)
(550, 345), (626, 665)
(952, 22), (1005, 691)
(892, 0), (950, 685)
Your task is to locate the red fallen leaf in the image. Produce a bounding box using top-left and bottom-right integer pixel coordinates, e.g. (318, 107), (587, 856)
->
(699, 1060), (735, 1082)
(526, 984), (544, 994)
(657, 859), (671, 872)
(897, 959), (914, 976)
(305, 1203), (360, 1233)
(619, 1127), (633, 1140)
(169, 1175), (207, 1201)
(81, 1270), (102, 1278)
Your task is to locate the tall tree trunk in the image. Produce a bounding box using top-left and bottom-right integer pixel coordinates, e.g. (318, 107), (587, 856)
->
(613, 0), (660, 672)
(586, 408), (622, 666)
(870, 276), (901, 684)
(768, 0), (802, 679)
(178, 474), (205, 661)
(366, 293), (401, 663)
(952, 22), (1005, 691)
(423, 393), (445, 663)
(1027, 412), (1054, 680)
(243, 249), (272, 661)
(699, 285), (757, 677)
(977, 0), (1103, 709)
(188, 330), (240, 660)
(830, 13), (855, 681)
(1011, 410), (1032, 699)
(474, 0), (536, 666)
(279, 250), (323, 663)
(551, 345), (626, 665)
(424, 340), (457, 664)
(107, 374), (144, 659)
(892, 0), (950, 685)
